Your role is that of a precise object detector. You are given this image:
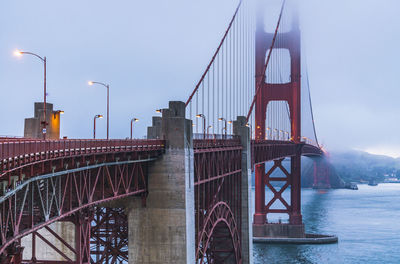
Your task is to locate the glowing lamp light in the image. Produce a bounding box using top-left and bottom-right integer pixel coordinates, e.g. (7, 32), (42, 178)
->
(88, 81), (94, 86)
(14, 50), (22, 57)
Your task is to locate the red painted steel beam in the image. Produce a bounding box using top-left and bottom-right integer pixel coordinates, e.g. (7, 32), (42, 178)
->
(0, 159), (152, 261)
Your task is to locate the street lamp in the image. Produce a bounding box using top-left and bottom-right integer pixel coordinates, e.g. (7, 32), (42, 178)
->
(284, 131), (289, 141)
(227, 120), (233, 135)
(273, 128), (278, 140)
(53, 110), (64, 118)
(196, 114), (206, 138)
(130, 118), (139, 139)
(207, 125), (213, 137)
(218, 117), (227, 137)
(14, 50), (48, 139)
(266, 127), (271, 140)
(246, 123), (252, 139)
(93, 114), (103, 139)
(279, 130), (284, 140)
(88, 81), (110, 139)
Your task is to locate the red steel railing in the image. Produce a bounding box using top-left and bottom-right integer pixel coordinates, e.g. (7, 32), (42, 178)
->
(0, 139), (165, 161)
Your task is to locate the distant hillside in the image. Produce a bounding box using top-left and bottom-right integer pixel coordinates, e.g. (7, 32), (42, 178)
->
(251, 150), (400, 188)
(328, 150), (400, 183)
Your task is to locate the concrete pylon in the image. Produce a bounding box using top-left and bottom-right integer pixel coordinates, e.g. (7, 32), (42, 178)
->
(127, 101), (195, 263)
(24, 102), (63, 140)
(233, 116), (253, 264)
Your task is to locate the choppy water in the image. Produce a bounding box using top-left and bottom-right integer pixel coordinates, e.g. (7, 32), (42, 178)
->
(252, 184), (400, 264)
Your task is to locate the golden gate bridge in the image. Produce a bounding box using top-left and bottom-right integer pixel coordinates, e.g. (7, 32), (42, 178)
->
(0, 0), (334, 263)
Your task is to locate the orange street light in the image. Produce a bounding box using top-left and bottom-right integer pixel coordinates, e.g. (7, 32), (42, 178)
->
(15, 49), (48, 139)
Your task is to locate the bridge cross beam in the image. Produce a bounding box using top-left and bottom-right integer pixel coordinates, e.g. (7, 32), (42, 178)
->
(253, 0), (306, 238)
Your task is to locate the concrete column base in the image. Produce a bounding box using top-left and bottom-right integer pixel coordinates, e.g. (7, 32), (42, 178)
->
(253, 223), (305, 238)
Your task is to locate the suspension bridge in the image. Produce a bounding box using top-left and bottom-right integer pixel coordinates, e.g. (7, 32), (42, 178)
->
(0, 0), (334, 263)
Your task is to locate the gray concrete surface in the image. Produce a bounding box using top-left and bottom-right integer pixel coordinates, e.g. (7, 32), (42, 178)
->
(127, 101), (195, 263)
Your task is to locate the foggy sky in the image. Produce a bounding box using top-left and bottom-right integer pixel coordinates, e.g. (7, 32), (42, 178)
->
(1, 0), (399, 157)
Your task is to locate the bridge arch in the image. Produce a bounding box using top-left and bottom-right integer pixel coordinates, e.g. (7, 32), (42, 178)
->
(196, 201), (241, 264)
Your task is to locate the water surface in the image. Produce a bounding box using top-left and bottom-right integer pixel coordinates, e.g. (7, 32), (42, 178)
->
(253, 184), (400, 264)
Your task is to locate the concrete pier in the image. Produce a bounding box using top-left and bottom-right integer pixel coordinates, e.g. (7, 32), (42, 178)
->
(24, 102), (63, 140)
(233, 116), (253, 264)
(127, 101), (195, 263)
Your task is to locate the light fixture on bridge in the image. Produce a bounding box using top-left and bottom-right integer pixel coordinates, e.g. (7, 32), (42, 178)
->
(13, 50), (22, 57)
(156, 109), (162, 113)
(53, 110), (64, 118)
(246, 123), (253, 139)
(207, 125), (213, 136)
(130, 118), (139, 139)
(14, 49), (48, 140)
(93, 114), (103, 139)
(88, 81), (110, 139)
(196, 114), (206, 138)
(218, 118), (227, 137)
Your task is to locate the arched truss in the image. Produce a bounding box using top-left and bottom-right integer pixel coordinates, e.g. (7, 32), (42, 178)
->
(196, 202), (241, 264)
(194, 139), (243, 264)
(0, 158), (156, 263)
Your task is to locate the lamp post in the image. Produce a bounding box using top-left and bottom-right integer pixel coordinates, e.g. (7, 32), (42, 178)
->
(273, 128), (278, 140)
(130, 118), (139, 139)
(228, 120), (233, 135)
(284, 131), (289, 141)
(14, 50), (47, 139)
(246, 123), (252, 139)
(207, 125), (213, 137)
(279, 130), (284, 140)
(93, 114), (103, 139)
(196, 114), (206, 138)
(218, 117), (227, 138)
(88, 81), (110, 139)
(266, 127), (271, 140)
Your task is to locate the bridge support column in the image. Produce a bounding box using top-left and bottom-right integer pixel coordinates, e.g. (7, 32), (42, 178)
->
(290, 146), (302, 225)
(233, 116), (253, 264)
(127, 101), (195, 263)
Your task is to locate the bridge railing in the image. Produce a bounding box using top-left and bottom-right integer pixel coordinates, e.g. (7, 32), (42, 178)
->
(0, 136), (41, 142)
(193, 134), (241, 150)
(0, 139), (165, 161)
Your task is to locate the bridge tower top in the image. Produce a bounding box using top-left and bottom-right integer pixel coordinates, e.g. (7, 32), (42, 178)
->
(255, 0), (301, 143)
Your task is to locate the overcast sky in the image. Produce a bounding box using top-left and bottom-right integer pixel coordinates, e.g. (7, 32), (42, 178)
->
(1, 0), (399, 157)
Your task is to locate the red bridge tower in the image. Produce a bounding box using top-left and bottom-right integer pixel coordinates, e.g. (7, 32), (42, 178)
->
(253, 1), (305, 237)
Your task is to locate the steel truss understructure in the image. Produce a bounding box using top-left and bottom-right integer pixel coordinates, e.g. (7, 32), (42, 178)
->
(194, 139), (243, 264)
(0, 139), (164, 263)
(251, 140), (322, 167)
